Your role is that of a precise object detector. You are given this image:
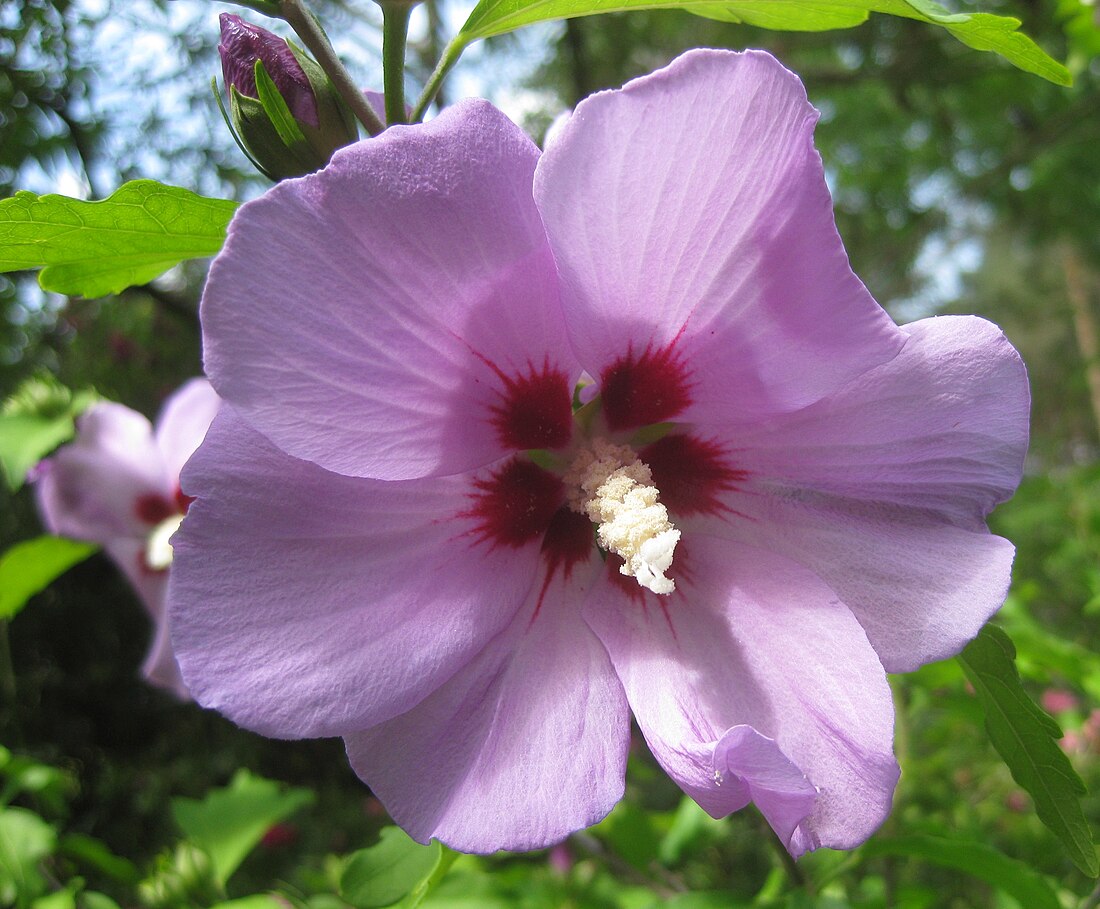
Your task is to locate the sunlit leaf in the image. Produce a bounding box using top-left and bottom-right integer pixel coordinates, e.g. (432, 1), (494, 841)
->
(0, 807), (56, 907)
(340, 827), (448, 909)
(862, 834), (1061, 908)
(0, 537), (97, 621)
(171, 770), (313, 886)
(0, 181), (237, 298)
(959, 625), (1099, 876)
(394, 843), (459, 909)
(456, 0), (1069, 85)
(0, 377), (96, 490)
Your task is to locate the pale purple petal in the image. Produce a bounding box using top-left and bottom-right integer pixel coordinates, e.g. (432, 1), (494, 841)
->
(154, 378), (221, 482)
(36, 403), (170, 543)
(104, 538), (165, 617)
(141, 612), (189, 700)
(712, 726), (819, 851)
(202, 100), (578, 481)
(346, 561), (630, 853)
(364, 90), (387, 122)
(717, 316), (1028, 671)
(584, 538), (898, 856)
(168, 409), (542, 738)
(102, 539), (188, 699)
(535, 49), (904, 429)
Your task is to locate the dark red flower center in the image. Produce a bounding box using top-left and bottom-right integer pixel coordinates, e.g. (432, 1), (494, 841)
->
(601, 341), (693, 431)
(135, 486), (194, 524)
(134, 493), (177, 525)
(467, 458), (565, 549)
(491, 363), (574, 451)
(466, 344), (745, 594)
(640, 433), (745, 517)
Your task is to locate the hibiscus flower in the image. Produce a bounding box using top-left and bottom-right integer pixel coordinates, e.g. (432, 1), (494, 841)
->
(169, 49), (1028, 854)
(36, 378), (220, 698)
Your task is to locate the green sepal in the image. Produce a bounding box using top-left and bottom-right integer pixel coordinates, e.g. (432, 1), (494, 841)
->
(229, 84), (319, 179)
(252, 58), (309, 147)
(287, 40), (359, 141)
(212, 77), (278, 181)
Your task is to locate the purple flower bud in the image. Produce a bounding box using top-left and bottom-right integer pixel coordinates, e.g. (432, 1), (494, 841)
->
(215, 13), (358, 180)
(219, 13), (318, 128)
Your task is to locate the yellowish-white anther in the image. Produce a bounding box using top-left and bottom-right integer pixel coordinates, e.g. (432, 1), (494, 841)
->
(146, 513), (184, 571)
(565, 438), (680, 595)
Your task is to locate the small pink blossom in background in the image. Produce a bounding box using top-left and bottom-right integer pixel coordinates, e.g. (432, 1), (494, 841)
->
(1060, 730), (1085, 754)
(1061, 708), (1100, 755)
(260, 822), (300, 850)
(35, 379), (219, 698)
(548, 843), (572, 875)
(1041, 688), (1079, 714)
(170, 50), (1029, 855)
(1084, 709), (1100, 747)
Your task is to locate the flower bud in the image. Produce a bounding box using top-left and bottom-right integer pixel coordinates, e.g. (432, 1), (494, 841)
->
(217, 13), (357, 179)
(138, 844), (218, 909)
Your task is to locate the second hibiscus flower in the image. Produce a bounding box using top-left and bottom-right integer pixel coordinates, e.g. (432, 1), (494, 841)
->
(169, 49), (1029, 855)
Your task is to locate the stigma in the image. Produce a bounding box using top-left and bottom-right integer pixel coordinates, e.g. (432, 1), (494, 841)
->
(564, 438), (681, 595)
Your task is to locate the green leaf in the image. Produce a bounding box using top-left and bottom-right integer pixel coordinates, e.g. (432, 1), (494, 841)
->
(997, 595), (1100, 704)
(658, 796), (727, 865)
(79, 893), (122, 909)
(208, 897), (286, 909)
(58, 834), (139, 884)
(593, 800), (662, 870)
(862, 834), (1061, 909)
(0, 750), (76, 815)
(30, 879), (80, 909)
(0, 807), (56, 907)
(958, 625), (1099, 876)
(0, 377), (96, 490)
(456, 0), (1069, 85)
(659, 896), (754, 908)
(340, 827), (446, 909)
(171, 770), (314, 886)
(0, 537), (98, 621)
(0, 181), (238, 298)
(394, 844), (458, 909)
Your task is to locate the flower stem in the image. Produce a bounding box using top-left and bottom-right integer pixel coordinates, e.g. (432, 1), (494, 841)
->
(381, 2), (413, 125)
(278, 0), (386, 136)
(411, 35), (467, 122)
